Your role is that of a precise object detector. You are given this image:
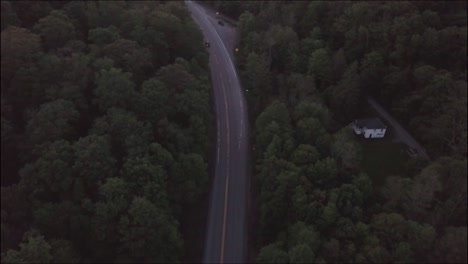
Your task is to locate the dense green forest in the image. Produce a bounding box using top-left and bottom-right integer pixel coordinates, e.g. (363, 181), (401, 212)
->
(208, 1), (467, 263)
(1, 1), (212, 262)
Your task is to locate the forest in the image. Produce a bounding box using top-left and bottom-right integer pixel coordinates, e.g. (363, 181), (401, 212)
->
(1, 1), (212, 263)
(1, 1), (467, 263)
(207, 1), (467, 263)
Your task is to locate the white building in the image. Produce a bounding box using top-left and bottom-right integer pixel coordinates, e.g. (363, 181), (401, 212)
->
(351, 118), (387, 138)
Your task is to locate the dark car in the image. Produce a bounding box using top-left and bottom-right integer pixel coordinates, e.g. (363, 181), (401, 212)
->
(218, 20), (224, 26)
(406, 147), (418, 157)
(205, 40), (210, 47)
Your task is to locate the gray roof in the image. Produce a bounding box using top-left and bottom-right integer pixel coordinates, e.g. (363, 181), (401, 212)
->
(355, 118), (387, 129)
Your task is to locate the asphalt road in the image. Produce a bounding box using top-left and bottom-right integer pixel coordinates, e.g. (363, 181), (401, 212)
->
(185, 1), (249, 263)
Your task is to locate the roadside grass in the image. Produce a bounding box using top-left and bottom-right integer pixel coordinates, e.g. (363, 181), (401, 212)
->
(353, 99), (412, 187)
(357, 129), (409, 187)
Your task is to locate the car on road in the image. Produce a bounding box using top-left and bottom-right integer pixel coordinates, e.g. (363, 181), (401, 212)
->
(218, 20), (224, 26)
(205, 40), (210, 47)
(406, 147), (418, 157)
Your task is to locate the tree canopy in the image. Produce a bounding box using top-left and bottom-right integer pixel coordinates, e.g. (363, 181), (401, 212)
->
(209, 0), (467, 263)
(1, 1), (212, 263)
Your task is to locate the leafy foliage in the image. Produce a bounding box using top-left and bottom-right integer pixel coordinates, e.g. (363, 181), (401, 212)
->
(220, 0), (468, 262)
(1, 1), (212, 263)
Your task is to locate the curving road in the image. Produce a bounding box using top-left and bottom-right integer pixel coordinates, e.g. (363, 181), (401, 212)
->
(185, 1), (249, 263)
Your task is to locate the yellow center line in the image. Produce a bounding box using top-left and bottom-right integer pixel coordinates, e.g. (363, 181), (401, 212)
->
(220, 173), (229, 263)
(218, 69), (230, 264)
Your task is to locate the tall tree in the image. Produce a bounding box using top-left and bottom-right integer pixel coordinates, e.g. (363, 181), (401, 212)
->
(1, 26), (42, 86)
(33, 10), (76, 50)
(90, 108), (152, 160)
(307, 48), (332, 89)
(118, 197), (183, 263)
(256, 243), (289, 264)
(93, 68), (138, 113)
(1, 232), (52, 264)
(25, 99), (79, 152)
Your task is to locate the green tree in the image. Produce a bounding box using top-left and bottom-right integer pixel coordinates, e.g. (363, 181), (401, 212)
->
(331, 128), (362, 171)
(118, 197), (183, 263)
(32, 201), (82, 244)
(94, 68), (138, 112)
(321, 238), (341, 262)
(238, 11), (256, 39)
(317, 199), (339, 229)
(381, 175), (413, 211)
(291, 144), (320, 166)
(406, 220), (435, 260)
(102, 38), (152, 77)
(55, 54), (92, 109)
(170, 153), (208, 207)
(408, 157), (468, 227)
(255, 100), (293, 151)
(49, 239), (80, 263)
(19, 140), (74, 200)
(308, 157), (339, 187)
(256, 243), (289, 263)
(147, 143), (174, 170)
(138, 78), (169, 122)
(85, 1), (127, 29)
(99, 177), (130, 209)
(294, 100), (330, 128)
(315, 133), (332, 157)
(404, 160), (443, 222)
(370, 213), (407, 250)
(1, 184), (30, 252)
(298, 2), (326, 37)
(72, 135), (117, 193)
(10, 1), (52, 28)
(62, 1), (87, 36)
(156, 61), (196, 94)
(265, 25), (299, 73)
(288, 222), (321, 252)
(352, 173), (373, 200)
(394, 242), (413, 263)
(282, 73), (318, 106)
(90, 108), (152, 159)
(434, 226), (467, 263)
(308, 48), (332, 89)
(288, 244), (315, 263)
(332, 217), (356, 241)
(244, 52), (271, 100)
(360, 51), (385, 95)
(33, 10), (76, 50)
(1, 26), (42, 84)
(1, 1), (20, 30)
(122, 156), (168, 209)
(360, 240), (391, 263)
(91, 179), (130, 259)
(332, 48), (348, 80)
(128, 24), (169, 68)
(88, 26), (121, 46)
(25, 99), (79, 150)
(326, 61), (361, 121)
(335, 184), (363, 218)
(1, 232), (52, 264)
(296, 117), (326, 145)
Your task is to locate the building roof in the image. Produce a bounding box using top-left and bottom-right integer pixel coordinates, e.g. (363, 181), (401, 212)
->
(355, 118), (387, 129)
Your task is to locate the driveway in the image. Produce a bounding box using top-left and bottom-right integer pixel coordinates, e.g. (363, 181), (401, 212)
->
(367, 96), (431, 161)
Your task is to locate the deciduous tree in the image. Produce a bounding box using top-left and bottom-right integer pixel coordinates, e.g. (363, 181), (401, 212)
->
(33, 10), (76, 50)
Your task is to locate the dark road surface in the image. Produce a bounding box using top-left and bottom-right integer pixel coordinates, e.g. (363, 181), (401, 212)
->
(185, 1), (249, 263)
